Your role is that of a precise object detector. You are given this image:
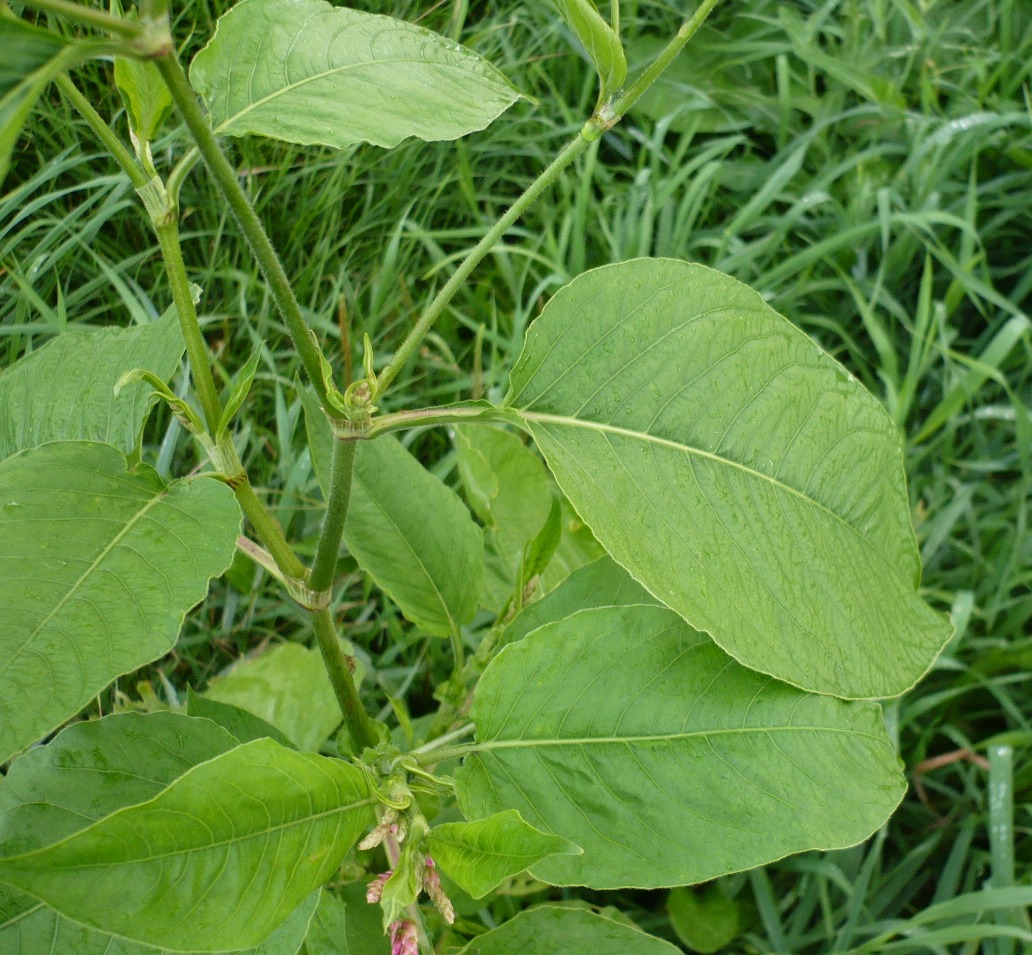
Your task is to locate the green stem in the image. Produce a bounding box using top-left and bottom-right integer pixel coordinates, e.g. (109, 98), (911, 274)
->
(312, 608), (378, 752)
(308, 437), (356, 594)
(54, 74), (149, 187)
(154, 220), (223, 432)
(234, 479), (308, 580)
(375, 0), (724, 398)
(412, 743), (476, 766)
(608, 0), (722, 123)
(366, 403), (514, 439)
(17, 0), (142, 36)
(153, 53), (332, 410)
(375, 133), (591, 396)
(411, 722), (475, 755)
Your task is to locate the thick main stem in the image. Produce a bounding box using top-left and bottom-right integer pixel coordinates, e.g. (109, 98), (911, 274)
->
(153, 53), (333, 411)
(312, 608), (378, 752)
(308, 437), (357, 594)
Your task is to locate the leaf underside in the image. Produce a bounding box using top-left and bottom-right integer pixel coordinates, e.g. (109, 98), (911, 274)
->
(505, 258), (951, 699)
(0, 442), (240, 764)
(458, 604), (906, 889)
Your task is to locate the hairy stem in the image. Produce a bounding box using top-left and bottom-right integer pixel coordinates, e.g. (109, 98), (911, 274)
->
(311, 608), (379, 752)
(153, 53), (333, 411)
(308, 437), (357, 594)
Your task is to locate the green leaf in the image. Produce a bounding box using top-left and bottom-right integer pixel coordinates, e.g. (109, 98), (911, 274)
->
(504, 258), (951, 699)
(0, 739), (374, 951)
(303, 887), (389, 955)
(502, 555), (657, 647)
(457, 604), (906, 889)
(0, 712), (319, 954)
(344, 435), (483, 638)
(201, 641), (344, 751)
(0, 442), (240, 764)
(186, 686), (297, 749)
(453, 424), (602, 610)
(456, 905), (681, 955)
(0, 17), (72, 185)
(217, 344), (264, 439)
(109, 0), (173, 146)
(427, 809), (579, 899)
(554, 0), (627, 97)
(666, 885), (745, 954)
(189, 0), (521, 150)
(0, 882), (319, 955)
(0, 303), (185, 461)
(0, 712), (240, 857)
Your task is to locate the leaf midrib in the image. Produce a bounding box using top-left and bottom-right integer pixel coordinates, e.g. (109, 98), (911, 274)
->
(474, 723), (887, 752)
(518, 410), (884, 560)
(0, 481), (169, 682)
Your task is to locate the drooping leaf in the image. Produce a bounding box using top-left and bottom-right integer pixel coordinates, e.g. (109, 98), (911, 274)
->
(0, 17), (73, 185)
(427, 810), (579, 899)
(0, 739), (374, 951)
(189, 0), (520, 150)
(457, 604), (906, 889)
(504, 258), (951, 699)
(0, 442), (240, 764)
(554, 0), (627, 97)
(453, 424), (602, 610)
(666, 885), (746, 954)
(456, 905), (681, 955)
(303, 887), (390, 955)
(0, 878), (319, 955)
(0, 712), (240, 857)
(201, 641), (345, 751)
(344, 435), (483, 638)
(187, 686), (296, 749)
(0, 302), (185, 461)
(502, 555), (657, 646)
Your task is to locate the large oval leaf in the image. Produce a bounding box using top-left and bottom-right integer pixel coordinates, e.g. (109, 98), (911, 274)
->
(0, 739), (374, 951)
(504, 258), (951, 699)
(189, 0), (520, 149)
(456, 604), (906, 889)
(0, 441), (240, 763)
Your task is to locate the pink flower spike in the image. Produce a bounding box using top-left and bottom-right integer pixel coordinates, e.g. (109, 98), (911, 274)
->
(389, 918), (418, 955)
(422, 857), (455, 924)
(365, 869), (392, 904)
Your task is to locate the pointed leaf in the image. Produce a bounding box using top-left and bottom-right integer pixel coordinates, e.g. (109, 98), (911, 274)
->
(0, 885), (318, 955)
(457, 604), (906, 889)
(344, 435), (483, 637)
(0, 442), (240, 763)
(0, 303), (185, 461)
(201, 641), (344, 751)
(187, 686), (296, 749)
(505, 258), (951, 699)
(189, 0), (520, 149)
(0, 739), (374, 951)
(427, 810), (578, 899)
(0, 712), (240, 857)
(453, 424), (601, 610)
(554, 0), (627, 96)
(456, 905), (681, 955)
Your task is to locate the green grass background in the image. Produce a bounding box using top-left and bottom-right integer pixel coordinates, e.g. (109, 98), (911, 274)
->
(2, 0), (1031, 951)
